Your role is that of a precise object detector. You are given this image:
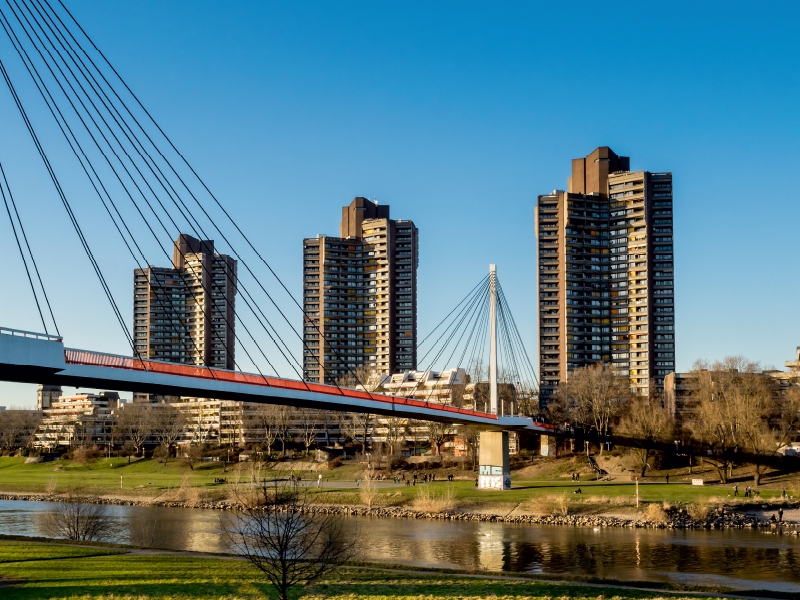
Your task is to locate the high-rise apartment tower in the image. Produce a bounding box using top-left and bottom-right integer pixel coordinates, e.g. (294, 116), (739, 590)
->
(535, 147), (675, 404)
(303, 198), (419, 384)
(133, 234), (237, 369)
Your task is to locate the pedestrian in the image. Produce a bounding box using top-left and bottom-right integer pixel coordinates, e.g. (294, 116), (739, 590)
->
(734, 484), (738, 497)
(782, 488), (787, 499)
(576, 473), (580, 482)
(317, 473), (322, 488)
(665, 474), (669, 484)
(779, 507), (784, 523)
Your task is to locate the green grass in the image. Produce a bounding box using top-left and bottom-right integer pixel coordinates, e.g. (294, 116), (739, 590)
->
(0, 540), (739, 599)
(0, 456), (788, 509)
(0, 541), (124, 564)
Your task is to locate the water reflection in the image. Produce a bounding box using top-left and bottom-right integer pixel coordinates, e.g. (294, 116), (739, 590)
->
(1, 500), (800, 593)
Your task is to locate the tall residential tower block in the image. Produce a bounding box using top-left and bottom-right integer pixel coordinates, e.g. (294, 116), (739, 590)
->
(133, 234), (237, 370)
(303, 198), (419, 384)
(535, 147), (675, 404)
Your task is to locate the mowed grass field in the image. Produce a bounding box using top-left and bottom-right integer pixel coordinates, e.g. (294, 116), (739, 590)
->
(0, 540), (738, 599)
(0, 456), (790, 507)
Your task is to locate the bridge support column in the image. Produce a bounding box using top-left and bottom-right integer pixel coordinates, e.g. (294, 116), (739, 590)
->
(478, 430), (510, 490)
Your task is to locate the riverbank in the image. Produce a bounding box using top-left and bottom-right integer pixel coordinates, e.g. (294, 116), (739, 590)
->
(0, 538), (783, 599)
(2, 455), (799, 531)
(3, 490), (798, 531)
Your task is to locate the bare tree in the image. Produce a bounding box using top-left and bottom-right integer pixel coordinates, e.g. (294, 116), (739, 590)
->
(0, 409), (42, 450)
(252, 404), (281, 456)
(458, 425), (481, 471)
(689, 357), (773, 483)
(224, 477), (357, 600)
(565, 363), (629, 451)
(383, 417), (408, 455)
(151, 404), (186, 464)
(340, 412), (374, 456)
(618, 392), (674, 477)
(42, 488), (114, 542)
(337, 365), (378, 391)
(274, 406), (291, 457)
(297, 409), (322, 456)
(181, 443), (204, 471)
(115, 403), (154, 457)
(426, 420), (453, 456)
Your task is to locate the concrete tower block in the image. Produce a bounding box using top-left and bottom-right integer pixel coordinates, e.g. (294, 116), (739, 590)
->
(478, 430), (510, 490)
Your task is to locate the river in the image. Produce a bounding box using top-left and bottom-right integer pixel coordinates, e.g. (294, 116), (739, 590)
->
(1, 499), (799, 593)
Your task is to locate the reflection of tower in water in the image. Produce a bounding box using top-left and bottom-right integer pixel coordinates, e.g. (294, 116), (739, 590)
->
(477, 522), (506, 572)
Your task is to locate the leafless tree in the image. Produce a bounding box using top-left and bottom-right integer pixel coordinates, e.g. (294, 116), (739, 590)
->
(223, 477), (357, 600)
(297, 409), (322, 456)
(426, 420), (453, 456)
(274, 406), (291, 456)
(458, 425), (481, 471)
(337, 365), (379, 391)
(181, 443), (204, 470)
(383, 417), (408, 455)
(115, 403), (154, 457)
(151, 404), (186, 464)
(0, 409), (42, 450)
(340, 412), (374, 456)
(689, 356), (776, 483)
(564, 363), (629, 451)
(252, 404), (281, 456)
(516, 384), (540, 418)
(618, 391), (674, 477)
(42, 488), (115, 542)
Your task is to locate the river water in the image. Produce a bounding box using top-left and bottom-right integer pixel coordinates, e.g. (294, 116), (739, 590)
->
(2, 499), (799, 593)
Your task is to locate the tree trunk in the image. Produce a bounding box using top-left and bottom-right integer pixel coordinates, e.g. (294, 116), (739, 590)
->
(640, 448), (650, 478)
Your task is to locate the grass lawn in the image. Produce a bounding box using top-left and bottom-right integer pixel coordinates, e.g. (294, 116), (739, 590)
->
(0, 456), (788, 509)
(0, 540), (738, 599)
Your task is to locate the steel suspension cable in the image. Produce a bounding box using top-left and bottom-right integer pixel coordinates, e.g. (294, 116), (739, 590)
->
(50, 0), (380, 393)
(0, 161), (49, 334)
(19, 0), (297, 377)
(0, 55), (135, 354)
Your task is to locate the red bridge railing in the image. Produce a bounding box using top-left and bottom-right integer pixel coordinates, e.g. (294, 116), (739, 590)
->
(63, 349), (530, 423)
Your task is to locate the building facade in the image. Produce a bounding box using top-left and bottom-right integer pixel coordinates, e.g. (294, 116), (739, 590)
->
(303, 198), (419, 384)
(34, 392), (119, 449)
(37, 385), (62, 411)
(133, 234), (237, 370)
(536, 147), (675, 404)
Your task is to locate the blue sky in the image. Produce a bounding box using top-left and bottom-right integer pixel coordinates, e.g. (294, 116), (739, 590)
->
(1, 1), (799, 407)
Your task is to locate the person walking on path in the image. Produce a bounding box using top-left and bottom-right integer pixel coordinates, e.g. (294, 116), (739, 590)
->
(665, 474), (670, 484)
(734, 484), (739, 497)
(779, 507), (784, 523)
(317, 473), (322, 488)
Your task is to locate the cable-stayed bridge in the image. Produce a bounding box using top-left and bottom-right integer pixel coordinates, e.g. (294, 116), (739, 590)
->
(0, 0), (552, 488)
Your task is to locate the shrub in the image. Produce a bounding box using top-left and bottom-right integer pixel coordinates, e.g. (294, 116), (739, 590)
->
(72, 445), (102, 468)
(644, 502), (668, 523)
(390, 457), (408, 470)
(411, 485), (457, 513)
(42, 488), (114, 542)
(525, 493), (569, 516)
(687, 499), (711, 521)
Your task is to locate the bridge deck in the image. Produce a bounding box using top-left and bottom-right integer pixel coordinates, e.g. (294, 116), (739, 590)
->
(0, 328), (556, 432)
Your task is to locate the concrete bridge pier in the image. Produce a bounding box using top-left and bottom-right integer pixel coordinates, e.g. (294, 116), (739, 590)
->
(478, 430), (510, 490)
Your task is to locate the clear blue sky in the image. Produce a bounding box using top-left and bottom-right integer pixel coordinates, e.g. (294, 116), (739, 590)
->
(1, 1), (799, 407)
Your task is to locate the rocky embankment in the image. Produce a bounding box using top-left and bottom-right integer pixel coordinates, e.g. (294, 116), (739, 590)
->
(3, 491), (798, 531)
